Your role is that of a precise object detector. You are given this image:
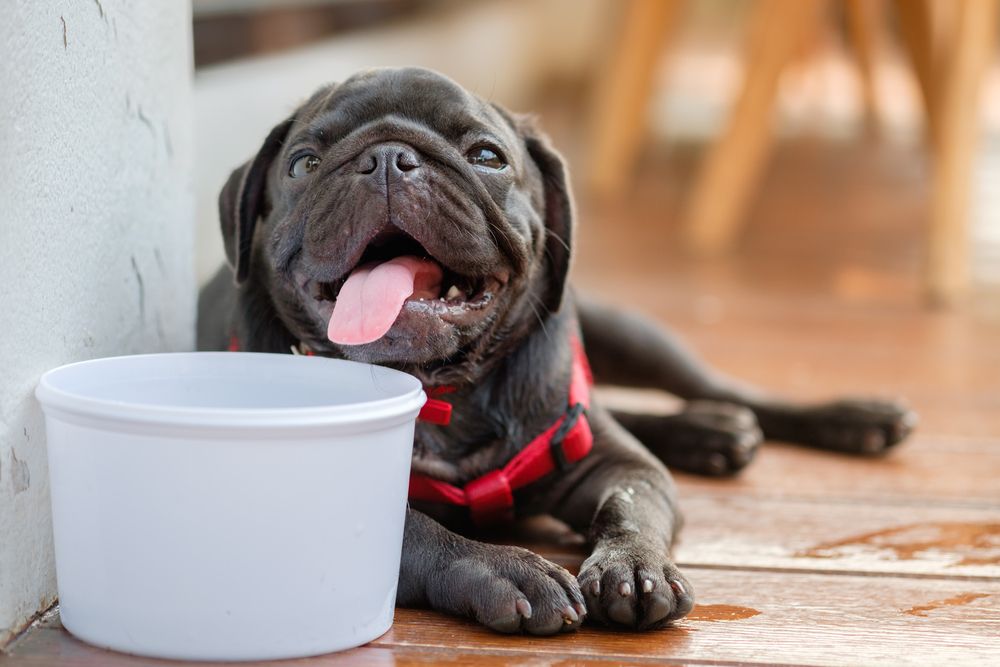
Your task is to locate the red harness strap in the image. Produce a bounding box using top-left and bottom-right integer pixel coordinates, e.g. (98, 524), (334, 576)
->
(409, 336), (594, 524)
(418, 386), (454, 426)
(227, 334), (596, 524)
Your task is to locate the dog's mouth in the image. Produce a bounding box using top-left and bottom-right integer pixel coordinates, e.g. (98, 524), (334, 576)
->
(299, 228), (506, 345)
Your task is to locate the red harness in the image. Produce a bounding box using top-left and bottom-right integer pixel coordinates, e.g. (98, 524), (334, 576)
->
(228, 335), (594, 524)
(409, 337), (594, 524)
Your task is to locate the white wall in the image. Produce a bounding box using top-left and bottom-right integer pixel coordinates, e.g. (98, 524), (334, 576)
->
(0, 1), (195, 645)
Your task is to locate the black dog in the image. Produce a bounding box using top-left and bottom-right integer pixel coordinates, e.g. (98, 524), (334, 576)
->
(198, 67), (916, 634)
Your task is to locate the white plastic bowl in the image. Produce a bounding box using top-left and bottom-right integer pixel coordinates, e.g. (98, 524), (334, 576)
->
(35, 352), (425, 662)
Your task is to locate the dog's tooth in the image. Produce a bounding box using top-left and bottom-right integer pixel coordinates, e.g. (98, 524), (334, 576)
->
(445, 285), (462, 300)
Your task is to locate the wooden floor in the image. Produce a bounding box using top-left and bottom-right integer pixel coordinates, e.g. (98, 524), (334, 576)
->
(4, 135), (999, 665)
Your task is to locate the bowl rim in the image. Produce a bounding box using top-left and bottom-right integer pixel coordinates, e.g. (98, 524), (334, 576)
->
(35, 352), (426, 431)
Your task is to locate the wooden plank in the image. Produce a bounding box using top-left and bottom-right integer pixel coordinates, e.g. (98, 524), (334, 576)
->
(0, 628), (649, 667)
(8, 566), (998, 667)
(374, 569), (1000, 666)
(675, 495), (1000, 578)
(489, 498), (1000, 580)
(595, 346), (1000, 440)
(673, 438), (1000, 505)
(596, 391), (1000, 503)
(597, 376), (1000, 443)
(572, 279), (1000, 364)
(516, 507), (1000, 581)
(2, 629), (391, 667)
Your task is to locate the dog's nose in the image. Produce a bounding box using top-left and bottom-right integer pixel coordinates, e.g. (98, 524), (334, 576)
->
(355, 143), (421, 181)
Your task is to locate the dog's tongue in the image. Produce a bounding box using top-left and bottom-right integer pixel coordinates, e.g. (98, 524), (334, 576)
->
(327, 255), (443, 345)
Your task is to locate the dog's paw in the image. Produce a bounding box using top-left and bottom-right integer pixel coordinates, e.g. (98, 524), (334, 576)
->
(678, 401), (763, 473)
(640, 401), (762, 476)
(578, 540), (694, 630)
(802, 399), (917, 455)
(434, 544), (586, 635)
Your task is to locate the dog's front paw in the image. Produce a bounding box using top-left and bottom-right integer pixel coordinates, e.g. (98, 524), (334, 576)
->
(578, 539), (694, 630)
(804, 399), (917, 454)
(431, 544), (586, 635)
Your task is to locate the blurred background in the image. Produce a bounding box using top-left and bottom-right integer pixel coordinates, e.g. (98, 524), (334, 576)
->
(191, 0), (1000, 313)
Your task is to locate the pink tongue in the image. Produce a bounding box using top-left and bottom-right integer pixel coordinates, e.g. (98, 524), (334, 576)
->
(327, 255), (443, 345)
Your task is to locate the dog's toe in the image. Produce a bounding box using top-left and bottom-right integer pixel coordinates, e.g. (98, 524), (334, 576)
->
(468, 547), (587, 635)
(578, 541), (694, 631)
(634, 403), (763, 476)
(436, 545), (585, 635)
(807, 399), (918, 455)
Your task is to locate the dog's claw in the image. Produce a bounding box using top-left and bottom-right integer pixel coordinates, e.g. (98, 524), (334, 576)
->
(629, 402), (763, 476)
(562, 605), (579, 623)
(861, 429), (885, 454)
(707, 452), (728, 474)
(427, 544), (583, 635)
(797, 399), (917, 454)
(579, 541), (694, 630)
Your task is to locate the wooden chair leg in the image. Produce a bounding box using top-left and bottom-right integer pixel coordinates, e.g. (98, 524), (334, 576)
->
(894, 0), (940, 140)
(926, 0), (999, 304)
(683, 0), (824, 256)
(845, 0), (885, 132)
(586, 0), (684, 200)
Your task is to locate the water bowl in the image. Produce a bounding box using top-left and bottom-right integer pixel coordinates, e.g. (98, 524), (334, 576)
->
(35, 352), (424, 661)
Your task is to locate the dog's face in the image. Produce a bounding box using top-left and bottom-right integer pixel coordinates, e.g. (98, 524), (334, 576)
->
(220, 68), (573, 374)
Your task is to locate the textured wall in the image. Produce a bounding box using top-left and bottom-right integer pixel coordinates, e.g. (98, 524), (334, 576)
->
(0, 1), (194, 645)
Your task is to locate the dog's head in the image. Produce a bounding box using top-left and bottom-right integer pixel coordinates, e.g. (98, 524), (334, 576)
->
(219, 67), (573, 377)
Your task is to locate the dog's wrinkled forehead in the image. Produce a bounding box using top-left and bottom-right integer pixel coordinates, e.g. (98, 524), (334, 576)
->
(291, 68), (519, 155)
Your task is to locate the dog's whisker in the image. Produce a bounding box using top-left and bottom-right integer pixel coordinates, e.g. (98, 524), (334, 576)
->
(524, 292), (552, 342)
(546, 228), (571, 253)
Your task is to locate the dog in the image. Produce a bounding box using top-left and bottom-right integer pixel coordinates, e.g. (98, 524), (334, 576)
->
(198, 67), (916, 634)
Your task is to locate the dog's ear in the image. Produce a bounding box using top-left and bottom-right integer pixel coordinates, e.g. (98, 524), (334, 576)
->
(219, 116), (296, 284)
(521, 121), (575, 313)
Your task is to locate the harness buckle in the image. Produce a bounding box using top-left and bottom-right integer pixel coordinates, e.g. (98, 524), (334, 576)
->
(550, 402), (586, 472)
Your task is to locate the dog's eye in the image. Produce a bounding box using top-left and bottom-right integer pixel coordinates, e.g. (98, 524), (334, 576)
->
(466, 146), (506, 171)
(289, 154), (321, 178)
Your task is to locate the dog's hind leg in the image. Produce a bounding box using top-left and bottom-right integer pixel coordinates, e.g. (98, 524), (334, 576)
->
(577, 296), (917, 461)
(611, 404), (762, 476)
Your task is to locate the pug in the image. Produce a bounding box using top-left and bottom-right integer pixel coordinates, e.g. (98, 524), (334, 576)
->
(198, 67), (916, 634)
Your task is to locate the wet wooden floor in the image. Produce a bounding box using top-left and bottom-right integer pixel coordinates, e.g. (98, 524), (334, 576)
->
(3, 136), (999, 665)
